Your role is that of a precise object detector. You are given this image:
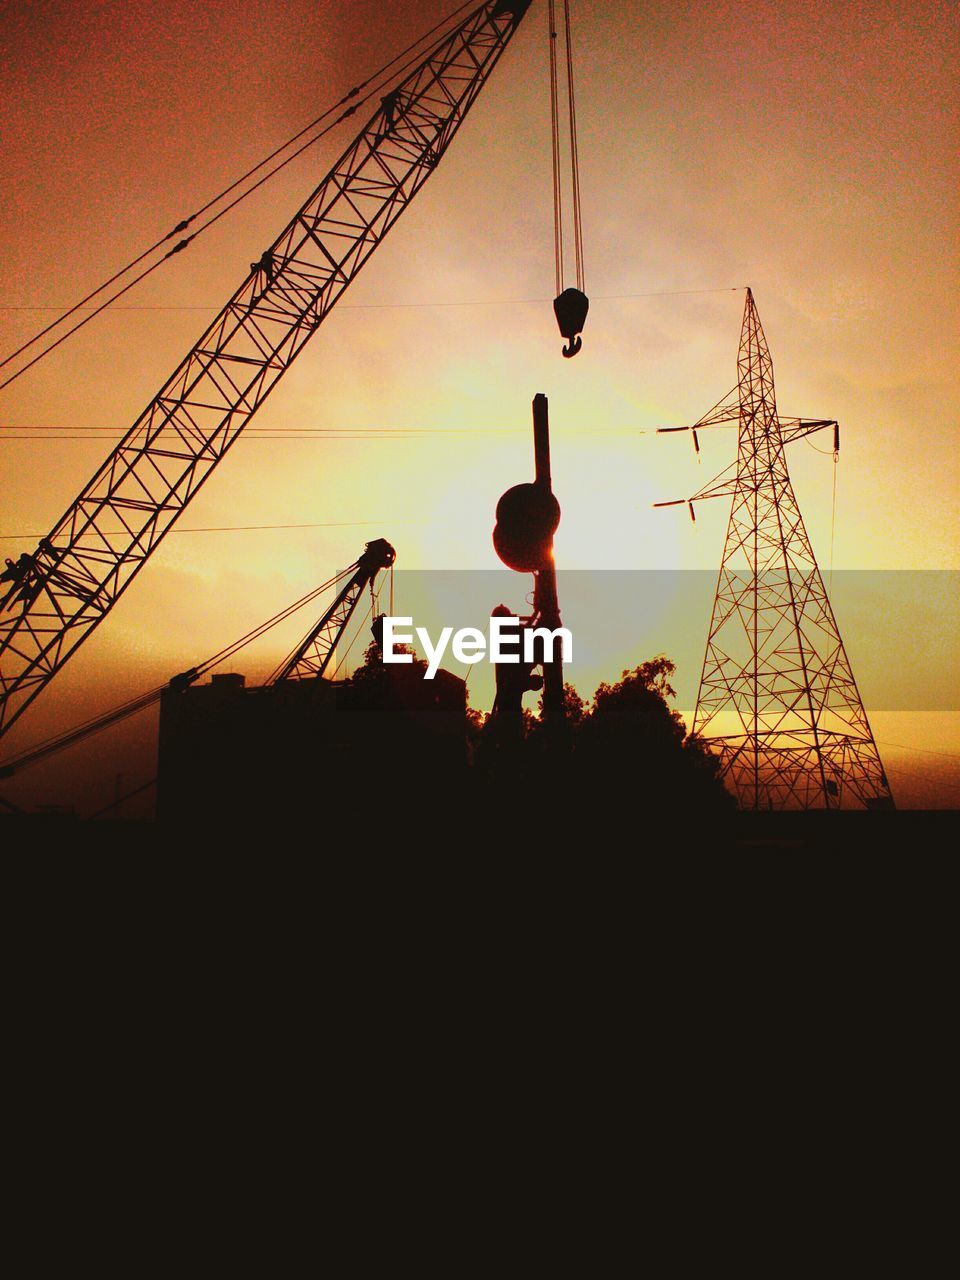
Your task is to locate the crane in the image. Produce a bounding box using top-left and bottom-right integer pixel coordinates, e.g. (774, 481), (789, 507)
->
(269, 539), (395, 683)
(0, 541), (396, 784)
(0, 0), (531, 742)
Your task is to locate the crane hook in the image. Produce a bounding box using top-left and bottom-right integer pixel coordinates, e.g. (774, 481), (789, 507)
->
(553, 287), (588, 360)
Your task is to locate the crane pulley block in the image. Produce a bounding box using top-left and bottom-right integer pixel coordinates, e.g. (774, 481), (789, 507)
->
(553, 287), (589, 358)
(358, 539), (396, 574)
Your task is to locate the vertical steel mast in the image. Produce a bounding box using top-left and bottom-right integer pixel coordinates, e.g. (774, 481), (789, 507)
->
(0, 0), (531, 740)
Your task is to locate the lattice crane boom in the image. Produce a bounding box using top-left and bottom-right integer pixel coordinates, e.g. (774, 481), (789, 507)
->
(0, 540), (395, 780)
(271, 539), (395, 683)
(0, 0), (531, 741)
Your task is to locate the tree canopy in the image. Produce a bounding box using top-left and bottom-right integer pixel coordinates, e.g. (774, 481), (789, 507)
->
(477, 656), (733, 814)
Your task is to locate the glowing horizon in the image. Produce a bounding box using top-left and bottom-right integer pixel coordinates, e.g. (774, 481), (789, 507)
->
(0, 0), (957, 813)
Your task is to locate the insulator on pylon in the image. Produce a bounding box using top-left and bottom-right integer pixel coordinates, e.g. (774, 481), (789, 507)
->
(834, 423), (840, 455)
(692, 429), (700, 454)
(688, 502), (696, 523)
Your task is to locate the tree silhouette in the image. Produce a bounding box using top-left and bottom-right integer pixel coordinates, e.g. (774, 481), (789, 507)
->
(574, 658), (732, 811)
(349, 638), (427, 699)
(476, 655), (732, 814)
(537, 682), (586, 727)
(350, 639), (731, 814)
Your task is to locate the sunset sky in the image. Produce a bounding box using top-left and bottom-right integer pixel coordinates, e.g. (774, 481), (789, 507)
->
(1, 0), (957, 813)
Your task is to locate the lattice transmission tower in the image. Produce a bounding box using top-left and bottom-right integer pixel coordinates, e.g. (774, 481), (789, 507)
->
(656, 289), (893, 810)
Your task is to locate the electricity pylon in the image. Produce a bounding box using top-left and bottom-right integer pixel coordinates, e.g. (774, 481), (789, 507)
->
(656, 289), (893, 810)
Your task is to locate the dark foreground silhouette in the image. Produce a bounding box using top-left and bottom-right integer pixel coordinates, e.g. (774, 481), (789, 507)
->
(2, 644), (955, 852)
(472, 657), (734, 824)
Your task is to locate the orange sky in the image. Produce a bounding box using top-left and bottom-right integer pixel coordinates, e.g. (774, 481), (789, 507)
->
(0, 0), (957, 812)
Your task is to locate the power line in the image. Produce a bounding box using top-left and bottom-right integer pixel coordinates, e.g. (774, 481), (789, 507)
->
(86, 776), (157, 821)
(877, 740), (960, 761)
(0, 427), (527, 437)
(0, 1), (476, 394)
(0, 428), (648, 436)
(0, 565), (361, 774)
(0, 286), (741, 314)
(0, 424), (658, 439)
(0, 433), (506, 440)
(0, 520), (420, 541)
(881, 764), (960, 792)
(331, 595), (379, 679)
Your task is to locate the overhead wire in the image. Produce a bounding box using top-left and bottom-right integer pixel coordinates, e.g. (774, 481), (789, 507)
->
(0, 0), (477, 395)
(264, 564), (361, 684)
(802, 428), (840, 585)
(86, 776), (157, 822)
(0, 425), (659, 442)
(803, 435), (838, 456)
(876, 741), (960, 761)
(199, 565), (354, 674)
(0, 564), (356, 775)
(72, 560), (394, 816)
(0, 687), (172, 772)
(2, 0), (474, 362)
(0, 521), (417, 540)
(0, 258), (181, 395)
(0, 285), (741, 313)
(828, 447), (838, 589)
(879, 765), (960, 792)
(328, 562), (394, 679)
(330, 594), (379, 679)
